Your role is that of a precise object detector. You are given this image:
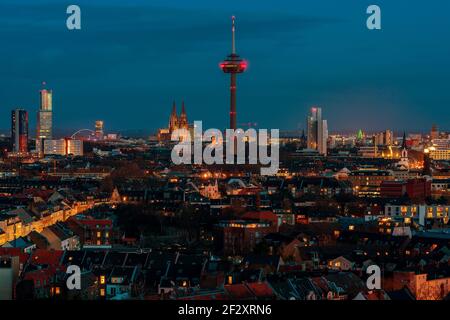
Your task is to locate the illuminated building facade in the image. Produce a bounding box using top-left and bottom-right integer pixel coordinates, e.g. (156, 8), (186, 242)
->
(43, 138), (83, 156)
(307, 107), (328, 155)
(11, 109), (28, 153)
(36, 88), (53, 154)
(358, 145), (378, 158)
(428, 148), (450, 160)
(349, 169), (394, 197)
(384, 204), (449, 226)
(426, 138), (450, 160)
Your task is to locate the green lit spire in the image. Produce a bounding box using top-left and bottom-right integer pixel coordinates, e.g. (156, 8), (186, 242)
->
(357, 129), (364, 140)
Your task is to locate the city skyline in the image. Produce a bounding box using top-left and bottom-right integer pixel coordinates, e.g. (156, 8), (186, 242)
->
(1, 0), (450, 133)
(1, 1), (450, 305)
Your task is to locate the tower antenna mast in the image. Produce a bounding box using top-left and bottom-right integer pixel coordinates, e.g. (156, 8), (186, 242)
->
(232, 16), (236, 54)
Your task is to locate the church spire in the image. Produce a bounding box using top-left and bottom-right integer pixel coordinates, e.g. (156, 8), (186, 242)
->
(398, 131), (409, 169)
(171, 100), (177, 115)
(169, 101), (179, 132)
(179, 100), (188, 129)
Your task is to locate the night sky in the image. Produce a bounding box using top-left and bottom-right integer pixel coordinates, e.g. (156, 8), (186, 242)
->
(1, 0), (449, 134)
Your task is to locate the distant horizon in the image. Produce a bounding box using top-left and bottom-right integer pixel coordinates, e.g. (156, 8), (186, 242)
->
(0, 126), (442, 139)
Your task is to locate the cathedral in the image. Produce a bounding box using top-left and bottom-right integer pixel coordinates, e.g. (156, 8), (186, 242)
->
(158, 101), (190, 142)
(169, 101), (189, 133)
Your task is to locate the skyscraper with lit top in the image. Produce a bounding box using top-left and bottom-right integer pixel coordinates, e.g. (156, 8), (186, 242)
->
(36, 84), (53, 154)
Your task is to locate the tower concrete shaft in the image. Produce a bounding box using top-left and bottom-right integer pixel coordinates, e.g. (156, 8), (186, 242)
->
(230, 73), (237, 130)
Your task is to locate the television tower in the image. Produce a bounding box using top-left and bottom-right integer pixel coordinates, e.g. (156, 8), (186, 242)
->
(220, 16), (247, 130)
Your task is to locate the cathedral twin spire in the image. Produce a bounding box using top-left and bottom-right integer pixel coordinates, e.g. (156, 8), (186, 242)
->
(169, 101), (188, 132)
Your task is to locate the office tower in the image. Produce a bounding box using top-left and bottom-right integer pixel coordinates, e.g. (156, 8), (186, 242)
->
(307, 107), (328, 155)
(36, 87), (53, 154)
(11, 109), (29, 153)
(95, 120), (104, 140)
(44, 138), (83, 156)
(220, 16), (247, 130)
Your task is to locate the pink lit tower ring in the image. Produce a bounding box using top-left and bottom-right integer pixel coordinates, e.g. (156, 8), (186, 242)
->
(220, 16), (247, 130)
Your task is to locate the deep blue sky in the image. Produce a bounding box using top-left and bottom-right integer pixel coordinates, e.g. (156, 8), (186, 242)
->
(1, 0), (449, 134)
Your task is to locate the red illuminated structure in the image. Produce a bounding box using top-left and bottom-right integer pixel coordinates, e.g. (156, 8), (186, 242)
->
(220, 16), (247, 130)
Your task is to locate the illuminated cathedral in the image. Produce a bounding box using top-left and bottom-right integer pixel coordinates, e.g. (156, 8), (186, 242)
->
(169, 101), (189, 133)
(158, 101), (190, 142)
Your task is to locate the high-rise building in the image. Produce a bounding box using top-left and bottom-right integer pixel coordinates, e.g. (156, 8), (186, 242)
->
(11, 109), (28, 153)
(36, 88), (53, 154)
(43, 138), (83, 156)
(95, 120), (104, 140)
(306, 107), (328, 155)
